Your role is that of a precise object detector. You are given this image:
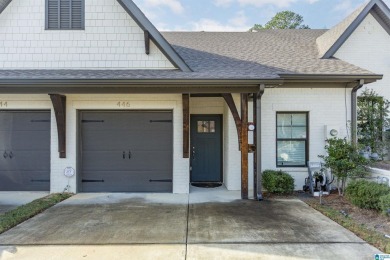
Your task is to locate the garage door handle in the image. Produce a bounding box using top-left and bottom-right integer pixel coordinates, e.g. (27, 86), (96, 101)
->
(3, 151), (7, 159)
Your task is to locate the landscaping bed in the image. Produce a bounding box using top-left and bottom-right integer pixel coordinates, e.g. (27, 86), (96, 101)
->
(0, 193), (72, 235)
(302, 193), (390, 253)
(265, 190), (390, 253)
(373, 161), (390, 171)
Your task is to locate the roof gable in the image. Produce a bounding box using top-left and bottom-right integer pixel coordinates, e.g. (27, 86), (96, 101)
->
(0, 0), (191, 72)
(317, 0), (390, 59)
(0, 0), (11, 14)
(114, 0), (192, 72)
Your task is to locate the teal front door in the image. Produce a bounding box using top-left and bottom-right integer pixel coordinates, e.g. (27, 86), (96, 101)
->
(190, 115), (222, 183)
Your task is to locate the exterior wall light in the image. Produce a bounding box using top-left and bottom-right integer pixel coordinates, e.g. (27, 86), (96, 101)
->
(330, 129), (339, 137)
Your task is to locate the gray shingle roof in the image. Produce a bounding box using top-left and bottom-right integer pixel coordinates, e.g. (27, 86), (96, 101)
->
(0, 30), (377, 81)
(163, 30), (374, 75)
(0, 0), (11, 14)
(0, 1), (381, 82)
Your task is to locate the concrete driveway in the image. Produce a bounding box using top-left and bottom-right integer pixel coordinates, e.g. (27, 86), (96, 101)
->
(0, 187), (382, 259)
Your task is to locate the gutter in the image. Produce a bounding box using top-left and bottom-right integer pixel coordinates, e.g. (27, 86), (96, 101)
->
(351, 79), (365, 145)
(0, 78), (285, 94)
(0, 78), (283, 87)
(256, 84), (266, 201)
(278, 74), (383, 84)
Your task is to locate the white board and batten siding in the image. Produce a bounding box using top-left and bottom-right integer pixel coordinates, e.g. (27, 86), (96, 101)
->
(0, 0), (174, 69)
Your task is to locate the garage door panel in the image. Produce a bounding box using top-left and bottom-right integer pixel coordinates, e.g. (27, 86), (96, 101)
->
(0, 113), (12, 131)
(3, 151), (50, 170)
(9, 131), (50, 150)
(81, 111), (173, 193)
(0, 111), (50, 191)
(82, 130), (172, 151)
(0, 112), (51, 131)
(82, 112), (172, 131)
(82, 151), (172, 171)
(82, 170), (172, 192)
(0, 170), (50, 191)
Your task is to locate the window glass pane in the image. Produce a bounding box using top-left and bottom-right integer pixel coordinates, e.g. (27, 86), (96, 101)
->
(292, 114), (306, 126)
(277, 114), (291, 127)
(292, 127), (307, 138)
(277, 141), (306, 166)
(277, 126), (292, 139)
(197, 121), (215, 133)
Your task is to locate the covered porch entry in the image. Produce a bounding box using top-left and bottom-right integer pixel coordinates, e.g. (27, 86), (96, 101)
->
(184, 91), (265, 200)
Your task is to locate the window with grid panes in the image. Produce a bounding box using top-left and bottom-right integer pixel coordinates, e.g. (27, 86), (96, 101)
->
(276, 112), (308, 167)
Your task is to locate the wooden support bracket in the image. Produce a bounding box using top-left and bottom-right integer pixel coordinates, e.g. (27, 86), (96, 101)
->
(222, 93), (242, 150)
(49, 94), (66, 159)
(183, 94), (190, 158)
(144, 30), (150, 55)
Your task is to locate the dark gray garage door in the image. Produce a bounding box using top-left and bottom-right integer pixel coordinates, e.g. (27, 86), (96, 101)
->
(80, 111), (173, 192)
(0, 111), (51, 191)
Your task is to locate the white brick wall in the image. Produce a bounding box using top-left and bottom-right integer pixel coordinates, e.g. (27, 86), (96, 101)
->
(0, 89), (354, 193)
(0, 0), (175, 69)
(335, 13), (390, 102)
(261, 88), (352, 190)
(223, 94), (241, 191)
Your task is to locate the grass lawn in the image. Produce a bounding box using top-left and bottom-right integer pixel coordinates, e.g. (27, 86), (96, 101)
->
(0, 193), (72, 235)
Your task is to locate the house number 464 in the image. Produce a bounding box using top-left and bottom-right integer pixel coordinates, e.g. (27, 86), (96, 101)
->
(117, 101), (130, 108)
(0, 101), (8, 108)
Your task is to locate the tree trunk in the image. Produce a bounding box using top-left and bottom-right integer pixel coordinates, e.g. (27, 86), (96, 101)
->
(337, 178), (341, 196)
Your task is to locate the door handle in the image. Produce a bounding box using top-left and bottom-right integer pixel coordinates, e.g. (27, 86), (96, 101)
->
(123, 151), (125, 159)
(192, 147), (195, 160)
(9, 152), (13, 159)
(3, 151), (8, 159)
(129, 150), (132, 159)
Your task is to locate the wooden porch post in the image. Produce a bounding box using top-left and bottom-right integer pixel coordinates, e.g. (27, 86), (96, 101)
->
(241, 93), (249, 199)
(182, 94), (190, 158)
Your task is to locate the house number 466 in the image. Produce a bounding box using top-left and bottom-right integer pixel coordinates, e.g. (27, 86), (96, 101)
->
(117, 101), (130, 108)
(0, 101), (8, 108)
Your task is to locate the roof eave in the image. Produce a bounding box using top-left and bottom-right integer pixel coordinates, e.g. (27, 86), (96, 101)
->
(278, 73), (383, 84)
(0, 78), (284, 94)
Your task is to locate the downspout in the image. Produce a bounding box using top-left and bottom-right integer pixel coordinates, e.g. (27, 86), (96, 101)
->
(256, 84), (265, 201)
(351, 79), (364, 145)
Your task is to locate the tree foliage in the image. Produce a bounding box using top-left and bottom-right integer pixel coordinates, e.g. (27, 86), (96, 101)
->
(249, 11), (310, 31)
(319, 138), (369, 196)
(357, 88), (390, 158)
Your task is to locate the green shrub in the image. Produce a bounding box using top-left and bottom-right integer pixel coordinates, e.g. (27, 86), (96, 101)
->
(379, 194), (390, 215)
(346, 180), (390, 210)
(262, 170), (294, 194)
